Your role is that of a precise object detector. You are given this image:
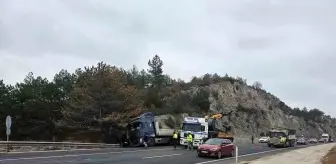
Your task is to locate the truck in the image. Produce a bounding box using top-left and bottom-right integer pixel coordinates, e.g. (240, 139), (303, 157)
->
(268, 128), (296, 147)
(321, 133), (331, 142)
(179, 111), (234, 148)
(179, 117), (208, 148)
(122, 112), (175, 147)
(205, 111), (234, 142)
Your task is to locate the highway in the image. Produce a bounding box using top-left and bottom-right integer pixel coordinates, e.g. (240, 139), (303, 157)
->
(0, 142), (323, 164)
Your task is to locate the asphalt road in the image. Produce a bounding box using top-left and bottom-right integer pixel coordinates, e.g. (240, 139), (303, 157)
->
(0, 142), (324, 164)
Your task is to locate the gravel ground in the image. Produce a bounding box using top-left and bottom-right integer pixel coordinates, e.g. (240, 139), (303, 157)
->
(321, 145), (336, 164)
(244, 143), (336, 164)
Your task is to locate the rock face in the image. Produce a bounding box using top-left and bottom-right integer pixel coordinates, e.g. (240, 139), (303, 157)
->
(159, 81), (336, 139)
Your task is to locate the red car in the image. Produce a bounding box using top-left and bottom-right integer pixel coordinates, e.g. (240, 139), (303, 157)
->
(197, 138), (235, 159)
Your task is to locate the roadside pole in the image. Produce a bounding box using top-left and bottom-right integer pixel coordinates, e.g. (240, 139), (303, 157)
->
(235, 146), (238, 163)
(5, 115), (12, 152)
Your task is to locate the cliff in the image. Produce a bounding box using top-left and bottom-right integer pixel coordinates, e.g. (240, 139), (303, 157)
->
(159, 80), (336, 138)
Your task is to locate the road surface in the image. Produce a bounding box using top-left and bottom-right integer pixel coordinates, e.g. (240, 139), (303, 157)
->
(0, 143), (322, 164)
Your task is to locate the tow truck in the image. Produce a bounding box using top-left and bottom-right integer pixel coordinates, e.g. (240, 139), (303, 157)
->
(205, 111), (234, 142)
(179, 110), (235, 148)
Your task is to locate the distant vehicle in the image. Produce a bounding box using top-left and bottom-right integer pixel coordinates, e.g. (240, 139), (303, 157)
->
(268, 128), (296, 147)
(296, 137), (307, 145)
(319, 138), (326, 143)
(258, 136), (270, 143)
(197, 138), (235, 159)
(321, 133), (330, 142)
(122, 112), (174, 147)
(330, 138), (334, 142)
(309, 138), (318, 143)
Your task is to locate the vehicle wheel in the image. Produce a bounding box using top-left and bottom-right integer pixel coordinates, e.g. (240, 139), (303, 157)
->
(230, 149), (234, 157)
(217, 151), (222, 159)
(148, 138), (155, 147)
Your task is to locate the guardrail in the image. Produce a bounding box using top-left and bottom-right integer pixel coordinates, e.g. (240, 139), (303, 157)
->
(0, 141), (120, 152)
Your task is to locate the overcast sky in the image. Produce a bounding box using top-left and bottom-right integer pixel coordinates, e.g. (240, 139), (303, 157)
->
(1, 0), (336, 116)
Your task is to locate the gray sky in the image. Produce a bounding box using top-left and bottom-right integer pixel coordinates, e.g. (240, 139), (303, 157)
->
(1, 0), (336, 116)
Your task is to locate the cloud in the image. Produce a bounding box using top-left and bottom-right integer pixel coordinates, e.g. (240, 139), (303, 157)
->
(1, 0), (336, 116)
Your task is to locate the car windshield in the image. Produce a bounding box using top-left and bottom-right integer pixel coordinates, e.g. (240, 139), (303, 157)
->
(322, 136), (329, 138)
(204, 138), (223, 145)
(182, 123), (201, 132)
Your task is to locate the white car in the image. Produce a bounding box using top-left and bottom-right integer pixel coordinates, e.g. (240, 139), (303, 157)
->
(309, 138), (318, 143)
(258, 136), (270, 143)
(319, 138), (326, 143)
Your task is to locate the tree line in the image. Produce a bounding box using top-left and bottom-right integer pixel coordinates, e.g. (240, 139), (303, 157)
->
(0, 55), (332, 142)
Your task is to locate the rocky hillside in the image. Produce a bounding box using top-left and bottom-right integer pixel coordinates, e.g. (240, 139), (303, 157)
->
(159, 80), (336, 138)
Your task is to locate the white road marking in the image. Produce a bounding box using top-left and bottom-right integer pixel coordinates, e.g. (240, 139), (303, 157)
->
(0, 148), (109, 154)
(142, 154), (182, 159)
(0, 148), (174, 162)
(194, 144), (311, 164)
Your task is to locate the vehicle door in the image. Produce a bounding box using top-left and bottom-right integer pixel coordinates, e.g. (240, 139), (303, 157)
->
(220, 139), (231, 155)
(225, 139), (234, 155)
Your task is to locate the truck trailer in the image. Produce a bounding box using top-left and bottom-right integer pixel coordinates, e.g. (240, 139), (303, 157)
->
(122, 112), (175, 147)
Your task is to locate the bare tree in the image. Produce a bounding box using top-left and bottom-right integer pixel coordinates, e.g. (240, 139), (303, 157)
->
(252, 81), (262, 89)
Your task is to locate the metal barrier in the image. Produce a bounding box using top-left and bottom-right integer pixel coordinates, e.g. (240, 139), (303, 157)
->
(0, 141), (120, 152)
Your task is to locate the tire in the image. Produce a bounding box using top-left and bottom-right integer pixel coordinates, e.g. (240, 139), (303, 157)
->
(268, 144), (271, 147)
(148, 138), (155, 147)
(230, 149), (234, 157)
(292, 141), (295, 147)
(217, 151), (222, 159)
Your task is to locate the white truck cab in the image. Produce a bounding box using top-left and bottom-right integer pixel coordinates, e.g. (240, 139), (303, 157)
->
(179, 117), (208, 148)
(322, 133), (329, 142)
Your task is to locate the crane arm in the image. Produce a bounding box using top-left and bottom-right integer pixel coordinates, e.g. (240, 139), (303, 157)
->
(204, 110), (234, 120)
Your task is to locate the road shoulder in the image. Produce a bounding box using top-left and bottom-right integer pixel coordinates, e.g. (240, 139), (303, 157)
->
(321, 145), (336, 164)
(243, 143), (336, 164)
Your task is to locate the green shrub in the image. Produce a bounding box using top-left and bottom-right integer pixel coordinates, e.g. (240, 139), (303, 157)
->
(191, 88), (210, 112)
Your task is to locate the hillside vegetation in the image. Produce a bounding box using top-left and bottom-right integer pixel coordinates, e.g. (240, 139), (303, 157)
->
(0, 55), (335, 143)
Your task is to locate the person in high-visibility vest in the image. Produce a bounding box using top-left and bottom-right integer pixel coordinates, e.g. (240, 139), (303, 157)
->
(187, 132), (193, 150)
(172, 131), (178, 149)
